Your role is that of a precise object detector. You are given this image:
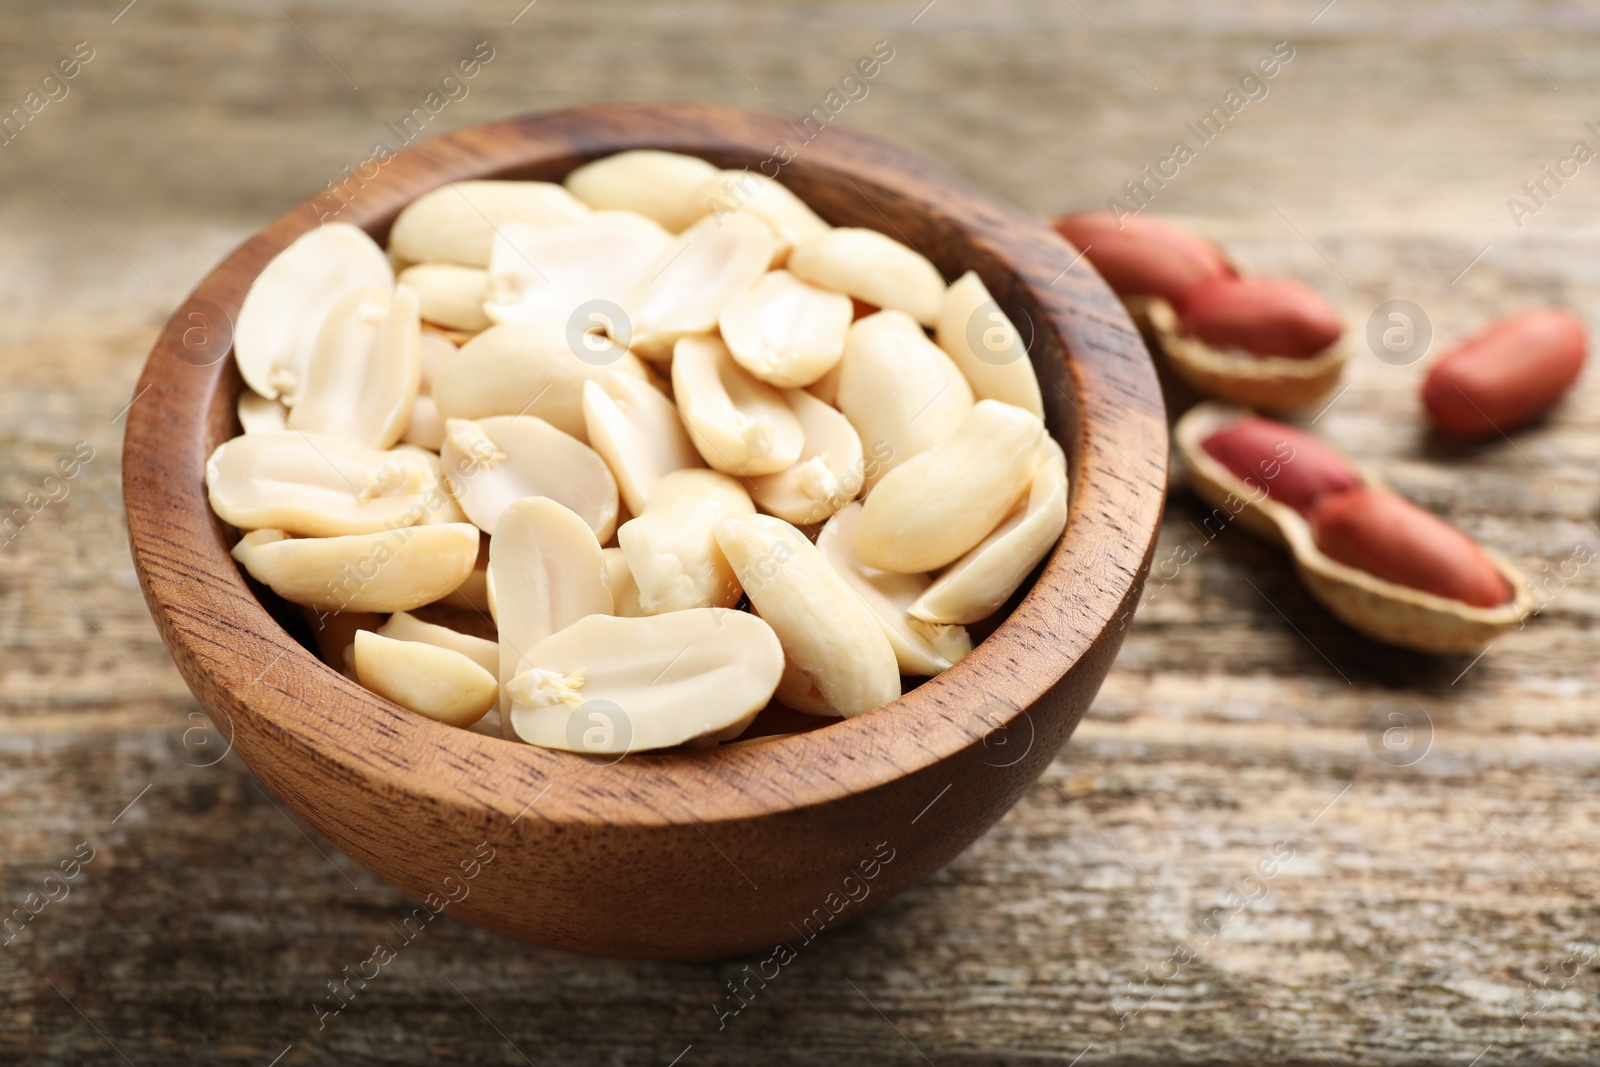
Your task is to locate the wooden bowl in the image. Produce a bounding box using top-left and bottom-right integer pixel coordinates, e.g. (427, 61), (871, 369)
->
(122, 104), (1167, 959)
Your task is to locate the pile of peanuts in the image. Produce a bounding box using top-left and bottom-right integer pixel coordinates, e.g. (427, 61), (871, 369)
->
(1057, 210), (1586, 650)
(207, 150), (1066, 752)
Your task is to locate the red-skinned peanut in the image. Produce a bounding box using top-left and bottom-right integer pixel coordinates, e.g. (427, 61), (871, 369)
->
(1422, 309), (1586, 439)
(1201, 417), (1360, 514)
(1052, 211), (1233, 303)
(1309, 487), (1512, 608)
(1177, 275), (1343, 359)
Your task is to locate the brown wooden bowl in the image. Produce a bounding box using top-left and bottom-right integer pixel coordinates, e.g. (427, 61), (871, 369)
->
(122, 104), (1167, 959)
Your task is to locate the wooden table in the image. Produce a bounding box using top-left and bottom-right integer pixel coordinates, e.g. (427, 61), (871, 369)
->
(3, 1), (1597, 1062)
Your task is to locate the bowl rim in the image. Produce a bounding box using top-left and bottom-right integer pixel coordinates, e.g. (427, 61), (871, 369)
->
(123, 103), (1167, 830)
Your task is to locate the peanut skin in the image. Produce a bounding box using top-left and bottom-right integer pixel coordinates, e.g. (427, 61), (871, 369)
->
(1421, 309), (1586, 439)
(1052, 211), (1233, 303)
(1309, 487), (1512, 608)
(1176, 275), (1342, 358)
(1201, 417), (1360, 514)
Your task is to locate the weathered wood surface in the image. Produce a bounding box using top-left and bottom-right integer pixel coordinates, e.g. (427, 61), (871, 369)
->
(4, 0), (1600, 1062)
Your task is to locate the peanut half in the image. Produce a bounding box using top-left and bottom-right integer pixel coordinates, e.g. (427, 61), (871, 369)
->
(691, 169), (830, 263)
(231, 522), (480, 613)
(490, 497), (612, 733)
(376, 610), (497, 675)
(388, 180), (591, 267)
(601, 547), (647, 618)
(581, 374), (704, 517)
(287, 285), (421, 450)
(935, 271), (1044, 419)
(817, 503), (973, 675)
(397, 263), (491, 333)
(671, 335), (804, 476)
(626, 211), (775, 361)
(504, 608), (783, 753)
(440, 415), (618, 541)
(836, 309), (974, 487)
(353, 630), (498, 728)
(719, 268), (853, 388)
(854, 399), (1045, 573)
(482, 212), (671, 331)
(237, 391), (287, 435)
(617, 469), (753, 614)
(206, 431), (443, 537)
(714, 513), (901, 718)
(909, 440), (1069, 625)
(399, 332), (458, 451)
(432, 321), (649, 443)
(234, 222), (394, 403)
(562, 149), (721, 233)
(747, 388), (864, 526)
(787, 227), (945, 326)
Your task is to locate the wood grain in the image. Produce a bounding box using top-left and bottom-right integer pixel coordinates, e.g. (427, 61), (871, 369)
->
(4, 0), (1600, 1062)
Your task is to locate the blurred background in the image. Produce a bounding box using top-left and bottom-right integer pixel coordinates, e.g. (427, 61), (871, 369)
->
(3, 0), (1599, 1063)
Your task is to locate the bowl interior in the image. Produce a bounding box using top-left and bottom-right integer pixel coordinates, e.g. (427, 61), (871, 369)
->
(128, 105), (1166, 829)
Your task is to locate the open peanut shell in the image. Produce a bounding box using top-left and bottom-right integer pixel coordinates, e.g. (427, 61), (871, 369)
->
(1174, 402), (1532, 653)
(1132, 297), (1346, 413)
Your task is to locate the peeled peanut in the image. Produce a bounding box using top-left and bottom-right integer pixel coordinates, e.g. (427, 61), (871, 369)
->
(855, 400), (1045, 573)
(626, 212), (776, 361)
(504, 608), (782, 753)
(206, 432), (442, 536)
(581, 375), (704, 516)
(353, 630), (497, 728)
(235, 223), (394, 403)
(714, 514), (900, 718)
(237, 391), (287, 434)
(1422, 309), (1587, 439)
(1200, 417), (1360, 514)
(490, 497), (612, 731)
(910, 441), (1068, 625)
(617, 469), (753, 614)
(1310, 487), (1512, 608)
(692, 170), (830, 261)
(397, 446), (471, 525)
(398, 263), (491, 332)
(774, 656), (834, 717)
(671, 336), (804, 476)
(817, 503), (972, 675)
(836, 310), (974, 487)
(482, 213), (671, 330)
(1051, 211), (1232, 302)
(1176, 275), (1342, 358)
(377, 610), (497, 675)
(288, 286), (421, 450)
(435, 535), (491, 613)
(233, 522), (480, 613)
(433, 322), (649, 443)
(563, 150), (721, 233)
(388, 180), (590, 266)
(936, 271), (1044, 419)
(601, 547), (647, 617)
(440, 416), (618, 541)
(748, 389), (863, 526)
(787, 227), (945, 326)
(400, 334), (457, 450)
(719, 269), (852, 387)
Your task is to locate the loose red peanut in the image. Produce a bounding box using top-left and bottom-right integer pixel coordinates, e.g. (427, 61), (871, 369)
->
(1201, 417), (1359, 514)
(1052, 211), (1232, 302)
(1176, 275), (1342, 358)
(1309, 487), (1512, 608)
(1421, 309), (1587, 439)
